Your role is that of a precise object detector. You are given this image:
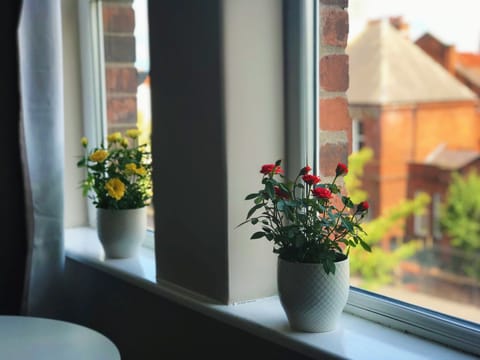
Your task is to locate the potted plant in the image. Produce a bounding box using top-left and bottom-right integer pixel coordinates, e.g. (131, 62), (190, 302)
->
(77, 128), (153, 258)
(239, 160), (370, 332)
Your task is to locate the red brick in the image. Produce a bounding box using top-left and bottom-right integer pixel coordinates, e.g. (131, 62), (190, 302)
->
(106, 67), (138, 93)
(320, 54), (349, 92)
(319, 97), (351, 131)
(320, 0), (348, 9)
(107, 96), (137, 124)
(319, 142), (349, 177)
(103, 5), (135, 33)
(320, 8), (348, 48)
(104, 35), (136, 63)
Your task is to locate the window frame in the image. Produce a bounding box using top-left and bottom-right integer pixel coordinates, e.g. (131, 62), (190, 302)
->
(76, 0), (480, 356)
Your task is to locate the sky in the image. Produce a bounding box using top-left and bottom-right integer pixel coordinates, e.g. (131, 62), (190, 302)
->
(133, 0), (149, 71)
(349, 0), (480, 52)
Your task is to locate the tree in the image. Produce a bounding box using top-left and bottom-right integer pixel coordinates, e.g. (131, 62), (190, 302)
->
(440, 171), (480, 277)
(345, 148), (431, 290)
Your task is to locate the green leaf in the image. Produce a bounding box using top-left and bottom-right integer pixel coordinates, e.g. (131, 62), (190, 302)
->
(245, 193), (258, 200)
(250, 231), (265, 240)
(251, 218), (259, 225)
(359, 238), (372, 252)
(247, 203), (263, 219)
(342, 195), (354, 208)
(266, 181), (275, 199)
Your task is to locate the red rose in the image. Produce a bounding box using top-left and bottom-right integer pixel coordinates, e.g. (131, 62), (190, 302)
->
(357, 201), (369, 212)
(302, 174), (321, 185)
(335, 162), (348, 176)
(300, 165), (312, 175)
(311, 187), (332, 199)
(274, 186), (289, 199)
(260, 164), (283, 175)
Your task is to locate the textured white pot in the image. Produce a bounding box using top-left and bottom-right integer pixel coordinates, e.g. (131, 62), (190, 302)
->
(277, 256), (350, 332)
(97, 207), (147, 259)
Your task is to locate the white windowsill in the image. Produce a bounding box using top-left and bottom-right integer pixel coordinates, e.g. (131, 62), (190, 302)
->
(65, 227), (477, 360)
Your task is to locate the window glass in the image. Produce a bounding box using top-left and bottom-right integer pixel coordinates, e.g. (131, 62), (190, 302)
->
(347, 0), (480, 324)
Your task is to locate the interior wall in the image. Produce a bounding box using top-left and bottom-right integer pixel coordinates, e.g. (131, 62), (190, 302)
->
(58, 258), (318, 360)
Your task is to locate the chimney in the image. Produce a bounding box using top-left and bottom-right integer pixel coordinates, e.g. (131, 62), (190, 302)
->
(389, 16), (410, 39)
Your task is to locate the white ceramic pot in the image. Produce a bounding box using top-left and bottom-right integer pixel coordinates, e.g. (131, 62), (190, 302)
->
(96, 207), (147, 259)
(277, 256), (350, 332)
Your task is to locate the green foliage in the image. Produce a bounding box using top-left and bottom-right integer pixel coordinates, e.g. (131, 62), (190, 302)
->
(77, 129), (153, 210)
(440, 171), (480, 277)
(345, 148), (430, 290)
(239, 160), (371, 274)
(344, 147), (373, 204)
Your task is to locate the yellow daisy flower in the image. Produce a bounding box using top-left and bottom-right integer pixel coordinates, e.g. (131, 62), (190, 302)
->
(81, 137), (88, 147)
(107, 132), (122, 143)
(89, 149), (108, 163)
(104, 178), (126, 200)
(125, 129), (141, 139)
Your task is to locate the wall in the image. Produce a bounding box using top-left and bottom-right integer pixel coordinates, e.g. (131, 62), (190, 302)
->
(60, 259), (317, 360)
(358, 100), (479, 241)
(103, 0), (138, 134)
(318, 0), (351, 177)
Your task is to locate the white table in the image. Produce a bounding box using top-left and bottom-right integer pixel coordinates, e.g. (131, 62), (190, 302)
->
(0, 316), (121, 359)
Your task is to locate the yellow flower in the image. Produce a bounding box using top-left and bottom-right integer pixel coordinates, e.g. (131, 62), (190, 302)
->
(107, 132), (122, 143)
(125, 163), (147, 176)
(104, 178), (126, 200)
(121, 138), (129, 148)
(135, 166), (147, 176)
(125, 128), (141, 139)
(125, 163), (137, 175)
(89, 149), (108, 163)
(81, 137), (88, 147)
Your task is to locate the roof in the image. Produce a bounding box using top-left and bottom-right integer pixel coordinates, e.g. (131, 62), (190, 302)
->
(346, 20), (477, 105)
(424, 144), (480, 170)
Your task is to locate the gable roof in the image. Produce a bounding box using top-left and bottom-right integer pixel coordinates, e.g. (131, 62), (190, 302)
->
(346, 20), (477, 105)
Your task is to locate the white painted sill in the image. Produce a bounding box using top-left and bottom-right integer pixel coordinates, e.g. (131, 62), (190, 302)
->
(65, 227), (477, 360)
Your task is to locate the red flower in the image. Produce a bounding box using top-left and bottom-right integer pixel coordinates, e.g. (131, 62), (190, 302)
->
(302, 174), (321, 185)
(335, 162), (348, 176)
(311, 187), (332, 199)
(260, 164), (283, 175)
(357, 201), (369, 212)
(300, 165), (312, 175)
(274, 186), (289, 199)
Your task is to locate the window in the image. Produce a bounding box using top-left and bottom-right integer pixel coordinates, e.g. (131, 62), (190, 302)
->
(347, 0), (480, 355)
(78, 0), (154, 241)
(71, 0), (480, 356)
(352, 118), (365, 153)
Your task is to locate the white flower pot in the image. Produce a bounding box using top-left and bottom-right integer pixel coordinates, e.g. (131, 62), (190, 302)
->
(96, 207), (147, 259)
(277, 256), (350, 332)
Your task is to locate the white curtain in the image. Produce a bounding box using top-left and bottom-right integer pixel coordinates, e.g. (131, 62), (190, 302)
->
(18, 0), (65, 316)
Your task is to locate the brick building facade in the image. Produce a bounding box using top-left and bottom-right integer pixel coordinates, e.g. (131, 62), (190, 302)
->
(347, 19), (479, 243)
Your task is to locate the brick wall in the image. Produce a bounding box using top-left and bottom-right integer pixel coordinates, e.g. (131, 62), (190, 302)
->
(102, 1), (138, 134)
(318, 0), (351, 178)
